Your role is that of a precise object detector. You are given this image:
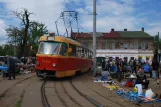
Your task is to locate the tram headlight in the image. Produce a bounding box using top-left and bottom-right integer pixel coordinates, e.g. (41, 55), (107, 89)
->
(52, 63), (56, 67)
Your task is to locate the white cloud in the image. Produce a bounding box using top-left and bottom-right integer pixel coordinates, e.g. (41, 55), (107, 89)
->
(0, 20), (7, 43)
(145, 22), (161, 36)
(0, 0), (160, 44)
(75, 0), (158, 36)
(0, 20), (6, 34)
(0, 0), (66, 33)
(76, 0), (137, 32)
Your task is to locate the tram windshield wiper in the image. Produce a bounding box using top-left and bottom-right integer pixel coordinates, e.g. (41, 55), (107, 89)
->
(51, 46), (59, 56)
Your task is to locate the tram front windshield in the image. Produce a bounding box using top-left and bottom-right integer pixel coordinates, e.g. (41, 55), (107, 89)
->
(37, 41), (60, 55)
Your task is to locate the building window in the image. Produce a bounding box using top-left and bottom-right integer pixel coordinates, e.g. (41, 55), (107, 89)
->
(145, 42), (148, 49)
(109, 43), (112, 49)
(84, 41), (88, 48)
(130, 43), (135, 49)
(101, 42), (106, 49)
(124, 43), (128, 49)
(115, 42), (119, 49)
(97, 42), (99, 49)
(138, 43), (142, 49)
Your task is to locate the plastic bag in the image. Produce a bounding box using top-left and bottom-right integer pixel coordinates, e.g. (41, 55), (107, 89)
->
(133, 87), (137, 93)
(145, 88), (154, 98)
(121, 81), (126, 86)
(135, 84), (142, 95)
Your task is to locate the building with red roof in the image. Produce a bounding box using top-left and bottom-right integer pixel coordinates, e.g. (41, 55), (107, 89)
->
(71, 28), (155, 62)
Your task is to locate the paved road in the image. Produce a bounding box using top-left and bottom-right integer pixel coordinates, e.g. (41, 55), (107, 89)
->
(21, 77), (43, 107)
(0, 74), (36, 107)
(0, 71), (160, 107)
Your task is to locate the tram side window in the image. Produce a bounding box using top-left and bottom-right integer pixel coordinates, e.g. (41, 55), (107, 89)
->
(86, 50), (88, 58)
(69, 44), (76, 56)
(78, 47), (81, 58)
(85, 50), (87, 58)
(77, 47), (82, 57)
(88, 51), (90, 58)
(60, 43), (67, 56)
(76, 47), (78, 57)
(81, 48), (85, 58)
(85, 49), (87, 58)
(89, 52), (92, 58)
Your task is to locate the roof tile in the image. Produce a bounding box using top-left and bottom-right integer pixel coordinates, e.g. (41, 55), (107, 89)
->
(103, 32), (120, 38)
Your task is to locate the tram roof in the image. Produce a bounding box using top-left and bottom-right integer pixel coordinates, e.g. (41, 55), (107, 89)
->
(39, 36), (93, 52)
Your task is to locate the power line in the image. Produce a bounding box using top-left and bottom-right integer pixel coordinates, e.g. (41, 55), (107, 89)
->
(63, 0), (70, 11)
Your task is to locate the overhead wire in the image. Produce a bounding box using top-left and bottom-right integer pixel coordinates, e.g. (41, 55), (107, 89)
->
(55, 0), (92, 37)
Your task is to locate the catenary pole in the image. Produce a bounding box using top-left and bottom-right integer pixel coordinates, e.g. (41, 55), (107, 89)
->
(93, 0), (97, 76)
(158, 32), (159, 61)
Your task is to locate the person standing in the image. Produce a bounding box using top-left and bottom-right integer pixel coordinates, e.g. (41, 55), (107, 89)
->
(102, 59), (105, 70)
(117, 58), (123, 82)
(152, 58), (159, 83)
(6, 55), (16, 80)
(133, 59), (137, 74)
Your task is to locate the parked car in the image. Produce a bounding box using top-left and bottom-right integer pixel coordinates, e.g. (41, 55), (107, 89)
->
(0, 56), (25, 74)
(13, 57), (25, 73)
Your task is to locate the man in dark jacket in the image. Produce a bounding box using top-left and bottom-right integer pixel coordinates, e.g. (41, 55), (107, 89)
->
(135, 67), (149, 89)
(152, 58), (159, 79)
(6, 55), (16, 80)
(133, 59), (137, 74)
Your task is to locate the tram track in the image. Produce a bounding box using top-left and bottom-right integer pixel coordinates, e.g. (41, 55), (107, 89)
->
(42, 77), (96, 107)
(0, 75), (36, 99)
(41, 80), (50, 107)
(41, 74), (141, 107)
(54, 80), (82, 107)
(81, 81), (127, 107)
(70, 79), (103, 107)
(0, 75), (36, 107)
(71, 74), (139, 107)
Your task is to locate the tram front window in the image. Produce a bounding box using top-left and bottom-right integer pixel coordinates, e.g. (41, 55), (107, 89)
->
(37, 42), (60, 55)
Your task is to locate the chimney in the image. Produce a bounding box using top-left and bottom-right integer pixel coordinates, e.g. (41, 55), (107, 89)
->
(111, 28), (114, 31)
(141, 27), (144, 32)
(124, 29), (127, 31)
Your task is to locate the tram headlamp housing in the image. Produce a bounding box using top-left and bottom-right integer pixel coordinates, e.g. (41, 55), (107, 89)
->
(52, 63), (56, 67)
(47, 36), (54, 41)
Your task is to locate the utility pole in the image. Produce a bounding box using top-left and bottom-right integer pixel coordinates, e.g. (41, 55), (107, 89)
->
(93, 0), (97, 76)
(158, 32), (159, 61)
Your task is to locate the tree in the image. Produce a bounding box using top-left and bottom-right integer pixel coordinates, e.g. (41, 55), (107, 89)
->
(13, 9), (32, 57)
(28, 21), (48, 54)
(0, 45), (5, 56)
(6, 9), (48, 57)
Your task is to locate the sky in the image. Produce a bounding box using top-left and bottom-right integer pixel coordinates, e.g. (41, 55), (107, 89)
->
(0, 0), (161, 44)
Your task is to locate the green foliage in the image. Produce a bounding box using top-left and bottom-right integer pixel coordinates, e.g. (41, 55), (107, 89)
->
(0, 44), (14, 56)
(0, 45), (5, 56)
(5, 9), (48, 57)
(6, 26), (24, 46)
(154, 35), (159, 42)
(28, 21), (48, 55)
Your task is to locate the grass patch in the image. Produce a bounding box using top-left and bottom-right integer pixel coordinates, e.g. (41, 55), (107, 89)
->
(16, 99), (22, 107)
